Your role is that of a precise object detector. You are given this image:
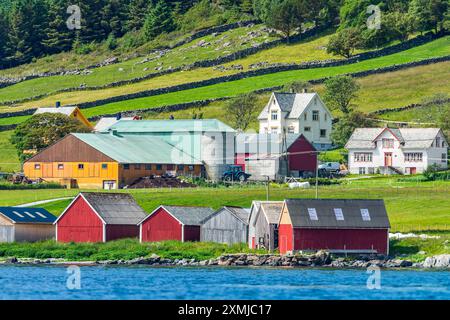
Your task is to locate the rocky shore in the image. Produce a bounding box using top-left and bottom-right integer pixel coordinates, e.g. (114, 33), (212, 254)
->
(2, 252), (449, 270)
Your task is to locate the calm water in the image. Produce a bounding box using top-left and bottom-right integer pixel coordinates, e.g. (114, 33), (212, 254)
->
(0, 265), (449, 300)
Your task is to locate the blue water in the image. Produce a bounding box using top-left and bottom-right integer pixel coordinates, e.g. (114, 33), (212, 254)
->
(0, 265), (449, 300)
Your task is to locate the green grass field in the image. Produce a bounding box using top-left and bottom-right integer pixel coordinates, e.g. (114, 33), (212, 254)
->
(0, 130), (20, 172)
(380, 102), (450, 123)
(81, 37), (450, 118)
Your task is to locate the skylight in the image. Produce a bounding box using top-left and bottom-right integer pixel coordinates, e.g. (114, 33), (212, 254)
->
(334, 208), (344, 221)
(35, 212), (47, 219)
(361, 209), (371, 221)
(308, 208), (318, 221)
(24, 211), (35, 218)
(13, 211), (24, 218)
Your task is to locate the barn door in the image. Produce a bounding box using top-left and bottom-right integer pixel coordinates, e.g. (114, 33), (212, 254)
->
(0, 226), (14, 242)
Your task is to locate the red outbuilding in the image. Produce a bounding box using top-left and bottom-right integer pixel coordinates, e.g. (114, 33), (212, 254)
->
(139, 205), (214, 243)
(55, 192), (147, 243)
(278, 199), (390, 255)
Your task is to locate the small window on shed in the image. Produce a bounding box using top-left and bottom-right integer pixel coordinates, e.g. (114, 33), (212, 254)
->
(102, 164), (108, 170)
(57, 164), (64, 170)
(334, 208), (344, 221)
(78, 164), (84, 170)
(145, 164), (152, 170)
(123, 164), (130, 170)
(35, 211), (47, 218)
(24, 211), (35, 218)
(307, 208), (318, 221)
(34, 164), (41, 170)
(13, 211), (24, 218)
(361, 209), (371, 221)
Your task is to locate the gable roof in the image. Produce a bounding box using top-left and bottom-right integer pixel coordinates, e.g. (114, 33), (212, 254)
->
(145, 205), (215, 226)
(345, 128), (444, 149)
(72, 133), (201, 164)
(258, 92), (331, 120)
(0, 207), (56, 224)
(200, 206), (250, 225)
(283, 199), (390, 229)
(94, 117), (137, 132)
(104, 119), (235, 134)
(34, 107), (77, 117)
(236, 133), (315, 154)
(56, 193), (147, 225)
(249, 201), (283, 225)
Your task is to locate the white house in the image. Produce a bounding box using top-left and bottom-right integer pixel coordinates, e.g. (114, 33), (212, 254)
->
(258, 92), (333, 150)
(346, 127), (448, 175)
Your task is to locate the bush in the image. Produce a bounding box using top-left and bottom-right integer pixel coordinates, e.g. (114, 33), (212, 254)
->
(0, 182), (65, 190)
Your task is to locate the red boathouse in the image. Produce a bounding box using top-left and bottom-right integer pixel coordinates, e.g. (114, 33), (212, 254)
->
(278, 199), (390, 255)
(139, 206), (214, 242)
(55, 193), (147, 243)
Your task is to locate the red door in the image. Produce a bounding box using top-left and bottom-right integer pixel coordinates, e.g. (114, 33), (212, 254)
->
(384, 153), (392, 166)
(410, 167), (417, 175)
(251, 237), (256, 249)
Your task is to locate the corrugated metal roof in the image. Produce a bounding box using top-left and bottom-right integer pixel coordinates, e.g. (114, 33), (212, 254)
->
(345, 128), (443, 150)
(161, 205), (215, 226)
(284, 199), (391, 229)
(81, 193), (147, 225)
(94, 117), (136, 132)
(72, 133), (201, 164)
(105, 119), (235, 133)
(0, 207), (56, 224)
(34, 107), (77, 117)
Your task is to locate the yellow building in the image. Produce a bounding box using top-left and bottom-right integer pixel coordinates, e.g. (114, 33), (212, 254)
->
(34, 105), (93, 129)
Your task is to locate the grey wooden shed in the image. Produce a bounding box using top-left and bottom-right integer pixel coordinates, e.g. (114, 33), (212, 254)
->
(248, 201), (284, 251)
(200, 206), (250, 245)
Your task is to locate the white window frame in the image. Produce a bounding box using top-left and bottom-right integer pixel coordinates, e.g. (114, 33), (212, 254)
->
(334, 208), (344, 221)
(307, 208), (318, 221)
(361, 209), (371, 221)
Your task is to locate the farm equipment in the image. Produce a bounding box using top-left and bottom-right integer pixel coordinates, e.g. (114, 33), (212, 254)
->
(222, 165), (251, 182)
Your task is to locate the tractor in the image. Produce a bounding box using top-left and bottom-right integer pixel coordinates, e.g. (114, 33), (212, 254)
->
(222, 165), (251, 182)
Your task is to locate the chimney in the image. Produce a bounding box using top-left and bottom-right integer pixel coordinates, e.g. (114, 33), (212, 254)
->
(302, 88), (308, 93)
(110, 129), (119, 136)
(55, 101), (61, 108)
(116, 113), (122, 121)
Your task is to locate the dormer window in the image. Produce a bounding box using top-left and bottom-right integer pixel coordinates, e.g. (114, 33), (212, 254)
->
(382, 139), (394, 148)
(271, 110), (278, 121)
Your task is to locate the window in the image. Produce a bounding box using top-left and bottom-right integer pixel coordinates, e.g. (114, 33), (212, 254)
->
(177, 165), (185, 171)
(405, 153), (423, 162)
(368, 167), (375, 174)
(134, 164), (141, 170)
(35, 211), (47, 218)
(320, 129), (327, 138)
(442, 153), (447, 163)
(57, 164), (64, 170)
(156, 164), (162, 170)
(271, 110), (278, 121)
(123, 164), (130, 170)
(145, 164), (152, 170)
(34, 164), (41, 170)
(359, 167), (366, 174)
(354, 153), (373, 162)
(24, 211), (35, 218)
(288, 126), (295, 134)
(271, 127), (278, 133)
(325, 113), (328, 121)
(78, 164), (84, 170)
(312, 111), (319, 121)
(304, 127), (311, 132)
(442, 141), (445, 148)
(307, 208), (318, 221)
(167, 164), (174, 170)
(101, 164), (108, 170)
(334, 208), (344, 221)
(436, 137), (440, 147)
(361, 209), (371, 221)
(304, 113), (307, 121)
(382, 139), (394, 149)
(188, 165), (194, 171)
(12, 211), (24, 218)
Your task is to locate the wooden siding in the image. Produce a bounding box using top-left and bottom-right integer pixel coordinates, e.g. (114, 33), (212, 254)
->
(288, 135), (317, 172)
(119, 164), (202, 186)
(201, 209), (248, 245)
(14, 224), (55, 242)
(278, 224), (293, 254)
(140, 207), (182, 242)
(254, 208), (278, 251)
(106, 225), (140, 241)
(56, 196), (104, 243)
(0, 226), (14, 242)
(293, 228), (389, 255)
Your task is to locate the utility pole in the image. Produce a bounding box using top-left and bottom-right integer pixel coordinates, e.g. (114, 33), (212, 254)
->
(265, 175), (270, 201)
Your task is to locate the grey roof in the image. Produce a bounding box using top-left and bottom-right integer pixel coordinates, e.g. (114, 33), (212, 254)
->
(345, 128), (444, 149)
(0, 207), (56, 224)
(258, 92), (330, 120)
(284, 199), (391, 229)
(224, 206), (251, 224)
(260, 202), (284, 224)
(34, 107), (77, 116)
(81, 193), (147, 225)
(236, 133), (310, 154)
(160, 205), (215, 226)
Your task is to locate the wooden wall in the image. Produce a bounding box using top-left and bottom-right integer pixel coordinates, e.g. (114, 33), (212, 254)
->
(119, 164), (203, 186)
(201, 209), (248, 245)
(140, 207), (182, 242)
(14, 224), (55, 242)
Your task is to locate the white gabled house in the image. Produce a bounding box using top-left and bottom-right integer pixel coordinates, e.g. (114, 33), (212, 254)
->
(258, 92), (333, 150)
(345, 127), (448, 175)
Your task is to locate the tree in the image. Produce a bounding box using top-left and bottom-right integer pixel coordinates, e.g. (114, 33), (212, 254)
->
(126, 0), (150, 31)
(409, 0), (449, 34)
(266, 0), (305, 42)
(226, 93), (259, 131)
(327, 27), (363, 58)
(331, 111), (375, 147)
(10, 113), (92, 162)
(323, 75), (360, 114)
(42, 0), (75, 54)
(143, 0), (175, 40)
(253, 0), (276, 22)
(282, 80), (311, 93)
(0, 8), (9, 67)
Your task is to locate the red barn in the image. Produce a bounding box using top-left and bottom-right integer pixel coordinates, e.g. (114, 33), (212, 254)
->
(235, 134), (317, 180)
(55, 193), (147, 243)
(139, 206), (214, 242)
(278, 199), (390, 255)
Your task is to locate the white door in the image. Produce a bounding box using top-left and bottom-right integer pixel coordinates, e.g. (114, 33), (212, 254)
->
(103, 180), (117, 190)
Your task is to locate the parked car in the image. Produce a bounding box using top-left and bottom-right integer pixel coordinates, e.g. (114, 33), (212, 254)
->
(318, 162), (341, 172)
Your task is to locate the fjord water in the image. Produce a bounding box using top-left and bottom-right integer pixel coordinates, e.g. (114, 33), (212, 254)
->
(0, 265), (448, 300)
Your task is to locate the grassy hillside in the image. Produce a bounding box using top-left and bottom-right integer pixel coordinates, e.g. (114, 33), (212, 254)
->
(0, 130), (20, 172)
